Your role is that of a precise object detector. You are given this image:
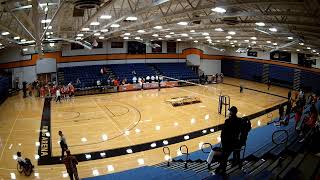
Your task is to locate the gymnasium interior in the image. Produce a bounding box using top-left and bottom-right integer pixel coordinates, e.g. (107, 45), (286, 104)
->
(0, 0), (320, 179)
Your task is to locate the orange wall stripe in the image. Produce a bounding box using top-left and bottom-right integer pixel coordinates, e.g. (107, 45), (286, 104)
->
(0, 48), (319, 74)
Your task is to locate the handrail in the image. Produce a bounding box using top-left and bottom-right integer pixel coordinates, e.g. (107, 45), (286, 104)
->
(201, 143), (213, 154)
(180, 145), (189, 168)
(272, 129), (289, 145)
(162, 146), (171, 167)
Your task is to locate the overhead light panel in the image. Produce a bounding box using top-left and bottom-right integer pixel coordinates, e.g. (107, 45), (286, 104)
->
(1, 32), (10, 35)
(77, 34), (84, 37)
(49, 43), (55, 47)
(158, 37), (163, 40)
(177, 39), (181, 41)
(14, 36), (20, 40)
(75, 37), (82, 40)
(288, 37), (293, 40)
(211, 7), (226, 13)
(124, 33), (131, 36)
(269, 28), (277, 32)
(205, 36), (211, 39)
(126, 16), (137, 21)
(244, 40), (249, 42)
(110, 24), (120, 28)
(100, 15), (112, 19)
(202, 32), (209, 36)
(82, 28), (90, 31)
(90, 21), (100, 26)
(152, 34), (158, 37)
(123, 37), (129, 40)
(190, 30), (195, 32)
(21, 39), (26, 42)
(135, 37), (140, 40)
(99, 36), (104, 39)
(169, 32), (175, 35)
(228, 31), (236, 35)
(194, 40), (198, 43)
(255, 22), (265, 26)
(165, 35), (171, 38)
(43, 26), (52, 29)
(226, 36), (232, 39)
(307, 47), (311, 49)
(181, 33), (188, 37)
(273, 43), (277, 46)
(94, 32), (101, 36)
(154, 26), (162, 29)
(299, 43), (304, 45)
(101, 29), (108, 32)
(296, 49), (300, 51)
(252, 41), (257, 44)
(266, 41), (271, 43)
(251, 37), (257, 40)
(23, 48), (28, 51)
(215, 28), (224, 32)
(137, 30), (145, 33)
(177, 22), (188, 25)
(41, 19), (51, 23)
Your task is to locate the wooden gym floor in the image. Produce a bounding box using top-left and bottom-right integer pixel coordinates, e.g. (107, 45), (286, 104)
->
(0, 77), (289, 179)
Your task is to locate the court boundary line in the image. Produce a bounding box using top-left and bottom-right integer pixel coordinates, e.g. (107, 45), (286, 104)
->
(221, 82), (287, 99)
(37, 96), (288, 165)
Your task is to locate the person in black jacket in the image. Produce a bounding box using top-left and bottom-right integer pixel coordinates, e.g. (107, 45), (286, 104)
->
(215, 106), (242, 175)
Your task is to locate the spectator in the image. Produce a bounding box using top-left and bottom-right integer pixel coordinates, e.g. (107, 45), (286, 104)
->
(56, 88), (61, 103)
(288, 90), (292, 101)
(76, 78), (81, 87)
(299, 104), (318, 142)
(215, 106), (241, 175)
(132, 70), (136, 76)
(59, 131), (68, 159)
(132, 76), (137, 84)
(151, 75), (155, 82)
(294, 102), (303, 129)
(267, 80), (271, 90)
(146, 76), (150, 83)
(279, 105), (284, 121)
(63, 150), (79, 180)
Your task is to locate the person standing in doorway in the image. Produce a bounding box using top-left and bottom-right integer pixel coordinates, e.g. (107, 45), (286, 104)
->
(63, 150), (79, 180)
(59, 131), (68, 159)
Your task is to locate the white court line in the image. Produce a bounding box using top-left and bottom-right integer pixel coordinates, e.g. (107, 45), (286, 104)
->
(0, 107), (23, 161)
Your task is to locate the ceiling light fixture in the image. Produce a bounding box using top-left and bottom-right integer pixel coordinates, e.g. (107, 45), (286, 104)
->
(165, 35), (171, 38)
(137, 30), (145, 33)
(94, 32), (101, 36)
(244, 40), (249, 42)
(177, 21), (188, 25)
(123, 37), (129, 40)
(211, 7), (226, 13)
(99, 36), (104, 39)
(126, 16), (137, 21)
(288, 37), (293, 40)
(110, 24), (120, 28)
(205, 36), (211, 39)
(82, 28), (90, 31)
(190, 30), (195, 32)
(296, 49), (300, 51)
(152, 34), (158, 37)
(181, 33), (188, 37)
(252, 41), (256, 44)
(154, 26), (162, 29)
(202, 32), (209, 36)
(299, 43), (304, 45)
(101, 29), (109, 32)
(228, 31), (236, 35)
(273, 43), (278, 45)
(177, 39), (181, 41)
(77, 34), (84, 37)
(215, 28), (224, 32)
(90, 21), (100, 26)
(307, 47), (311, 49)
(100, 15), (112, 19)
(135, 37), (140, 40)
(226, 36), (232, 39)
(158, 38), (163, 40)
(269, 28), (277, 32)
(14, 36), (20, 40)
(124, 33), (131, 36)
(1, 32), (10, 35)
(169, 32), (175, 34)
(251, 37), (257, 40)
(41, 19), (51, 23)
(255, 22), (265, 26)
(194, 40), (198, 43)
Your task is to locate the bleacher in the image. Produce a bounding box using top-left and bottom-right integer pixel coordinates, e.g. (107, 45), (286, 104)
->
(109, 63), (155, 83)
(58, 63), (199, 87)
(59, 65), (114, 87)
(153, 63), (199, 81)
(0, 76), (9, 104)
